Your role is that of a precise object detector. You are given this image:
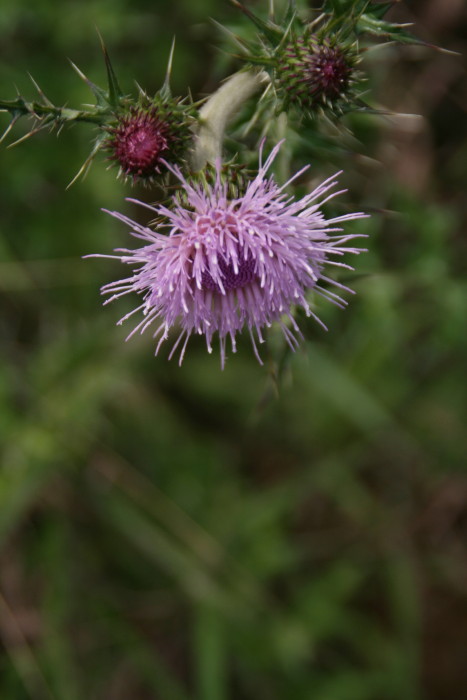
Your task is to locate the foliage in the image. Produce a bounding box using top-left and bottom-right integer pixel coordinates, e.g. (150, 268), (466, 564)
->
(0, 1), (466, 699)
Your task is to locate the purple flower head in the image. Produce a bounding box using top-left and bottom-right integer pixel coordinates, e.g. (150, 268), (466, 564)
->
(94, 142), (366, 367)
(106, 106), (171, 180)
(104, 98), (196, 183)
(277, 35), (357, 115)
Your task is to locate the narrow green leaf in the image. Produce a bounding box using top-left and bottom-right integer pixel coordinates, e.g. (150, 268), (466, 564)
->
(28, 73), (54, 107)
(282, 0), (297, 27)
(193, 604), (228, 700)
(97, 30), (123, 108)
(230, 0), (283, 46)
(160, 36), (176, 101)
(365, 2), (394, 20)
(69, 60), (109, 107)
(0, 115), (18, 144)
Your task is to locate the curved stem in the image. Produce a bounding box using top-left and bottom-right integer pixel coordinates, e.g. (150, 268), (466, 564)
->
(190, 69), (269, 171)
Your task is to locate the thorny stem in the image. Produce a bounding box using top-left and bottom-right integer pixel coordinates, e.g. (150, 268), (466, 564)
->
(190, 69), (269, 170)
(0, 98), (107, 127)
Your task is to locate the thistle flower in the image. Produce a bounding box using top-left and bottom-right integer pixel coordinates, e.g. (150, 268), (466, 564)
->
(104, 96), (195, 184)
(106, 106), (171, 179)
(93, 143), (366, 368)
(277, 35), (357, 115)
(226, 1), (366, 120)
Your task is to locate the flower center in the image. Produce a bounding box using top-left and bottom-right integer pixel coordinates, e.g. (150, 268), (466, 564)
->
(109, 109), (170, 177)
(308, 46), (352, 97)
(128, 126), (163, 160)
(201, 253), (257, 292)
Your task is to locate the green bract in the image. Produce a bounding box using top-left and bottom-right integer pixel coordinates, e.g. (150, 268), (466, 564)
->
(103, 92), (197, 185)
(0, 36), (198, 186)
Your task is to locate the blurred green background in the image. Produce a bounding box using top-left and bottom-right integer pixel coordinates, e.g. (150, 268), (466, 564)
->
(1, 1), (466, 699)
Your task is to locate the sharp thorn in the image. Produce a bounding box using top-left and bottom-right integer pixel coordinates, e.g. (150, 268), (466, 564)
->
(0, 116), (19, 145)
(27, 73), (54, 106)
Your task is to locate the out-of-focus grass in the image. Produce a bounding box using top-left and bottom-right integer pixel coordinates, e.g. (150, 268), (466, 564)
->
(1, 1), (466, 699)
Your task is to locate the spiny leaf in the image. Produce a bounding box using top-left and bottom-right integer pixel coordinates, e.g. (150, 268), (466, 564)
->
(7, 122), (51, 149)
(230, 0), (284, 46)
(365, 2), (394, 20)
(211, 18), (253, 55)
(160, 37), (176, 101)
(0, 96), (26, 114)
(97, 30), (124, 108)
(324, 0), (370, 20)
(325, 0), (343, 14)
(274, 12), (297, 53)
(0, 115), (19, 144)
(357, 14), (414, 39)
(0, 91), (108, 150)
(281, 0), (297, 28)
(356, 13), (453, 52)
(66, 135), (106, 189)
(234, 53), (276, 67)
(28, 74), (54, 107)
(69, 60), (109, 108)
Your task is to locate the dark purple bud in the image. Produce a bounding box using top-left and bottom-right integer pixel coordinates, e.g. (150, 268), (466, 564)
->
(106, 107), (172, 179)
(277, 35), (357, 115)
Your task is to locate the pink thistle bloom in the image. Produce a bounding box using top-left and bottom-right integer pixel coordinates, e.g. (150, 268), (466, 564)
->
(93, 143), (367, 368)
(106, 107), (171, 180)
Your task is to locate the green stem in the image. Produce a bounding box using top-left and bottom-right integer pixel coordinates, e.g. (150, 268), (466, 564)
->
(193, 603), (227, 700)
(0, 98), (107, 126)
(190, 69), (269, 170)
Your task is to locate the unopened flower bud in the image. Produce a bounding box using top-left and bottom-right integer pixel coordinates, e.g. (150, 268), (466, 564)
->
(104, 98), (196, 183)
(276, 35), (357, 115)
